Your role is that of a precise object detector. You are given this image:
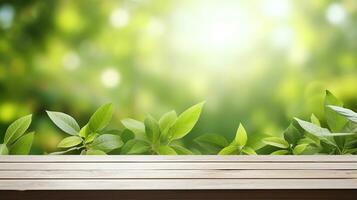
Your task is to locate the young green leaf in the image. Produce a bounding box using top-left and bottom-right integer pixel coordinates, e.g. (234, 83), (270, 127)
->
(79, 124), (90, 138)
(310, 114), (321, 126)
(144, 115), (160, 143)
(293, 143), (308, 155)
(85, 149), (107, 155)
(271, 149), (289, 155)
(88, 103), (113, 132)
(46, 111), (79, 136)
(218, 145), (239, 155)
(194, 134), (229, 154)
(90, 134), (123, 153)
(84, 132), (98, 144)
(49, 146), (82, 155)
(170, 102), (205, 140)
(262, 137), (289, 149)
(159, 110), (177, 132)
(234, 123), (247, 147)
(121, 139), (151, 155)
(328, 105), (357, 124)
(325, 91), (348, 132)
(9, 132), (34, 155)
(170, 145), (193, 155)
(0, 144), (9, 155)
(57, 136), (83, 148)
(121, 118), (145, 135)
(4, 114), (32, 144)
(157, 146), (177, 155)
(242, 147), (257, 155)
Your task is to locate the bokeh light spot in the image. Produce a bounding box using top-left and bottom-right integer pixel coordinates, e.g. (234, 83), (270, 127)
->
(62, 51), (81, 70)
(100, 67), (120, 88)
(0, 4), (14, 29)
(110, 8), (129, 28)
(326, 3), (347, 25)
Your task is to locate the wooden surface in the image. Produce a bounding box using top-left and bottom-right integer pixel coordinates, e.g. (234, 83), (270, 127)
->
(2, 190), (357, 200)
(0, 155), (356, 190)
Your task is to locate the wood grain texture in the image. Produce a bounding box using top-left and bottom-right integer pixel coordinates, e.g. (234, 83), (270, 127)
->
(2, 190), (357, 200)
(0, 155), (356, 190)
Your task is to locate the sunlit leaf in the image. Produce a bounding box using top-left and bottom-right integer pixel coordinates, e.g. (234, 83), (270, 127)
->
(9, 132), (34, 155)
(170, 102), (205, 140)
(157, 146), (177, 155)
(0, 144), (9, 155)
(90, 134), (123, 153)
(234, 123), (247, 147)
(144, 115), (160, 144)
(121, 118), (145, 135)
(262, 137), (289, 149)
(328, 105), (357, 125)
(4, 115), (32, 144)
(57, 136), (83, 148)
(88, 103), (113, 132)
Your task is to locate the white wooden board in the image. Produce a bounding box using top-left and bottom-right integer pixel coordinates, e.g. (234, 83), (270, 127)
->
(0, 156), (356, 190)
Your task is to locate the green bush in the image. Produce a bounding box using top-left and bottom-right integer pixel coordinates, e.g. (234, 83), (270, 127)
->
(2, 90), (357, 155)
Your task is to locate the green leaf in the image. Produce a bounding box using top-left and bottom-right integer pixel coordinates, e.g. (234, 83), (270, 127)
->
(328, 105), (357, 124)
(120, 139), (150, 155)
(218, 145), (239, 155)
(170, 102), (205, 140)
(46, 111), (79, 136)
(271, 149), (289, 155)
(242, 147), (257, 155)
(4, 115), (32, 144)
(84, 132), (98, 144)
(283, 124), (303, 146)
(121, 118), (145, 135)
(194, 134), (229, 154)
(79, 124), (90, 138)
(9, 132), (34, 155)
(0, 144), (9, 155)
(293, 143), (308, 155)
(90, 134), (123, 153)
(159, 111), (177, 142)
(88, 103), (113, 132)
(325, 91), (348, 132)
(103, 129), (135, 143)
(159, 110), (177, 132)
(310, 114), (321, 126)
(170, 145), (193, 155)
(49, 146), (82, 155)
(294, 118), (331, 137)
(157, 146), (177, 155)
(119, 129), (135, 143)
(262, 137), (289, 149)
(144, 115), (160, 143)
(234, 123), (247, 147)
(57, 136), (83, 148)
(86, 149), (106, 155)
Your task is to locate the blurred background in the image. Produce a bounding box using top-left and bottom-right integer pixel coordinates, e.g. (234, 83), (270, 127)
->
(1, 0), (357, 153)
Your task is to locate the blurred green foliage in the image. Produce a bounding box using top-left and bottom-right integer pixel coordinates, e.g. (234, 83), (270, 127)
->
(1, 0), (357, 154)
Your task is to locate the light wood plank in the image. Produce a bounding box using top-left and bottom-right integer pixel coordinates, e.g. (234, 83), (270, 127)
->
(0, 170), (356, 179)
(1, 179), (357, 190)
(1, 155), (357, 163)
(0, 162), (356, 170)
